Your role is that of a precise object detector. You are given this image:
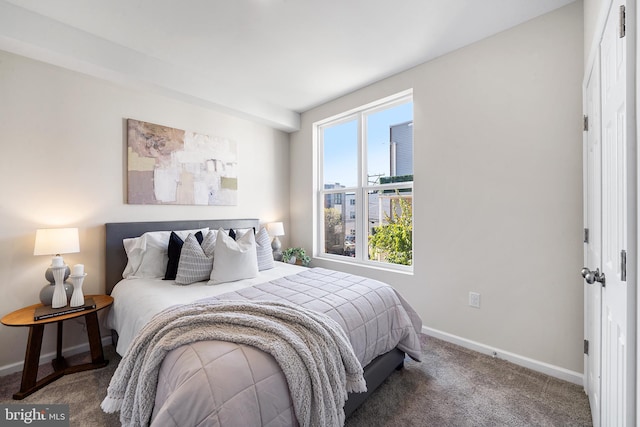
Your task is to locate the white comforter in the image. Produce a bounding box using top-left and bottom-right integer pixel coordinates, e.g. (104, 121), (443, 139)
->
(108, 262), (306, 355)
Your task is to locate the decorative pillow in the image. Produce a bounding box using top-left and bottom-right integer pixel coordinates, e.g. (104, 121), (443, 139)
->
(175, 231), (216, 285)
(210, 228), (258, 285)
(164, 231), (203, 280)
(228, 228), (256, 240)
(255, 227), (275, 271)
(122, 228), (208, 279)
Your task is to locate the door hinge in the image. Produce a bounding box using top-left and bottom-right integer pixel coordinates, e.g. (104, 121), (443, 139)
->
(584, 228), (589, 243)
(584, 339), (589, 355)
(583, 115), (589, 131)
(620, 5), (626, 38)
(621, 249), (627, 281)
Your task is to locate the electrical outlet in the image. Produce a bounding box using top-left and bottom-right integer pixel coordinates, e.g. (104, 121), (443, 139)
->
(469, 292), (481, 308)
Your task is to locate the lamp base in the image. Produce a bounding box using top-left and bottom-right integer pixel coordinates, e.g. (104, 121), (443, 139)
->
(45, 265), (70, 283)
(39, 282), (73, 306)
(272, 236), (283, 261)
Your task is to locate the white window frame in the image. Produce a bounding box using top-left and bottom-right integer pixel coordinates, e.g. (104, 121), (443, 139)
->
(313, 90), (413, 272)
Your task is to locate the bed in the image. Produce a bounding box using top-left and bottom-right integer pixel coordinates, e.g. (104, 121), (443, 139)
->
(103, 219), (422, 427)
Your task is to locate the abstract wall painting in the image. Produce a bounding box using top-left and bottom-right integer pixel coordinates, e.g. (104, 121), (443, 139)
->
(127, 119), (238, 205)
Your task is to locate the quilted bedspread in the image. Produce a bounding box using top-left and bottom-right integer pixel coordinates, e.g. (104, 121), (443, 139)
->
(150, 268), (422, 427)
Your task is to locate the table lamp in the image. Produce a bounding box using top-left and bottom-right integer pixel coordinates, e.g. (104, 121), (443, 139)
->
(34, 228), (80, 307)
(267, 222), (285, 261)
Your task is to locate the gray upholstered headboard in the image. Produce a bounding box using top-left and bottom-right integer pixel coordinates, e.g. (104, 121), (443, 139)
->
(105, 219), (260, 294)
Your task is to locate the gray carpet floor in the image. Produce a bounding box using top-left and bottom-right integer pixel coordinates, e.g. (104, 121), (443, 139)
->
(0, 334), (592, 426)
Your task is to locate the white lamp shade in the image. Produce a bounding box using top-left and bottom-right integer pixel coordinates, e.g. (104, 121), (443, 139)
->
(267, 222), (285, 237)
(34, 228), (80, 256)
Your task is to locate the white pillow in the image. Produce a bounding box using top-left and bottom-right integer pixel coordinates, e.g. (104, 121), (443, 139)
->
(122, 228), (208, 279)
(255, 227), (275, 271)
(209, 228), (258, 285)
(175, 231), (216, 285)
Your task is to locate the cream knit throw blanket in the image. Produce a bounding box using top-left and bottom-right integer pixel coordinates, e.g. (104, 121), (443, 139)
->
(101, 300), (366, 427)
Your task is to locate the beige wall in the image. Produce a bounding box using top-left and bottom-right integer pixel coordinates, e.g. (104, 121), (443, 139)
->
(0, 50), (290, 371)
(290, 2), (584, 372)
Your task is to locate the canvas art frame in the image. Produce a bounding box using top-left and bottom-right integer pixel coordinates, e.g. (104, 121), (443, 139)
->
(126, 119), (238, 206)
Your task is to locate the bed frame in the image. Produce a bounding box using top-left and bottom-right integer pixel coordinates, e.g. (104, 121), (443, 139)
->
(104, 219), (405, 418)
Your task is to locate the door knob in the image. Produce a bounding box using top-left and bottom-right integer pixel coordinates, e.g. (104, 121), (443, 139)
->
(581, 267), (605, 286)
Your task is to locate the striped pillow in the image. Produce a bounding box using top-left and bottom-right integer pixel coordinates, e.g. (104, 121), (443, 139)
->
(175, 231), (216, 285)
(255, 227), (275, 271)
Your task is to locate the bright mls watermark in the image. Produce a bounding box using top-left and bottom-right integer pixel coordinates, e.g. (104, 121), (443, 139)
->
(1, 404), (69, 426)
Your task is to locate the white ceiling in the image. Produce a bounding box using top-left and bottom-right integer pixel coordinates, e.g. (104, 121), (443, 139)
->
(0, 0), (575, 131)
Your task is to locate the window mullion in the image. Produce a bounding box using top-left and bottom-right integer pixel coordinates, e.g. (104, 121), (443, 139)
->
(357, 112), (366, 262)
(361, 187), (371, 262)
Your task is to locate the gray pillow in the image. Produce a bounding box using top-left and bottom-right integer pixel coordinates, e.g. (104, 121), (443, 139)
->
(255, 227), (275, 271)
(175, 231), (216, 285)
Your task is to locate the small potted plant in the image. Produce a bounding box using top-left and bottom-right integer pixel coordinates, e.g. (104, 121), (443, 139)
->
(282, 247), (310, 267)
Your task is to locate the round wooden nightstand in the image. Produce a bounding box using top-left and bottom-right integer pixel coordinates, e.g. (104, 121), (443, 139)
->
(1, 294), (113, 399)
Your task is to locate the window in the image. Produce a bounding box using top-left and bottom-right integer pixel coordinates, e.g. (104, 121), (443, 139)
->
(316, 91), (413, 269)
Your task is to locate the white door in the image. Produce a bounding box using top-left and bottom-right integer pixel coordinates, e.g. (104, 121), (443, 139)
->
(599, 0), (635, 425)
(584, 52), (602, 427)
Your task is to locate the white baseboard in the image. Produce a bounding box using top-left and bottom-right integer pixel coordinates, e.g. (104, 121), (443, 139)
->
(0, 336), (112, 378)
(422, 326), (584, 386)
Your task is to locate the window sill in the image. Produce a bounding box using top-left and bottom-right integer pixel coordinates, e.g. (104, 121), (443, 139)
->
(313, 254), (413, 276)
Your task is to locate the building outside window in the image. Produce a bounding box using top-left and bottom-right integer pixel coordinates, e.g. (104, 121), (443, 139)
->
(315, 90), (413, 269)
